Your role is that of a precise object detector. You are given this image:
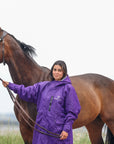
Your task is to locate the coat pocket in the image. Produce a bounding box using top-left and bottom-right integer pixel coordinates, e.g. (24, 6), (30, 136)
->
(49, 96), (54, 111)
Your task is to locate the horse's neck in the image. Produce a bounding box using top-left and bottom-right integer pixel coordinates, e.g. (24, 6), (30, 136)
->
(7, 52), (45, 85)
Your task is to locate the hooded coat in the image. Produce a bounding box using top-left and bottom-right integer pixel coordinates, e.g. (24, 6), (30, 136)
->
(8, 76), (81, 144)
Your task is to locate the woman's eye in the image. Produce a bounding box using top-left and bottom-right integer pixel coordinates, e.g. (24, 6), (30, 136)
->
(58, 69), (62, 72)
(53, 68), (62, 72)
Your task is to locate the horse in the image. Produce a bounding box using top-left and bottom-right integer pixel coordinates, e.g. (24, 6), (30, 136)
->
(0, 28), (51, 143)
(0, 28), (114, 144)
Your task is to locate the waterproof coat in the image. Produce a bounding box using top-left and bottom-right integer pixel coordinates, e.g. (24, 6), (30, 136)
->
(8, 76), (81, 144)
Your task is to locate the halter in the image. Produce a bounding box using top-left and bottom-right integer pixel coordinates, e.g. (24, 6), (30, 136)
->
(0, 30), (7, 65)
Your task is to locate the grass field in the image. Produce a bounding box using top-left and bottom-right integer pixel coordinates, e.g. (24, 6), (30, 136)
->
(73, 130), (91, 144)
(0, 128), (91, 144)
(0, 115), (106, 144)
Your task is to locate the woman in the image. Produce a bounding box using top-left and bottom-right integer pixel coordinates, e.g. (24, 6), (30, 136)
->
(2, 60), (81, 144)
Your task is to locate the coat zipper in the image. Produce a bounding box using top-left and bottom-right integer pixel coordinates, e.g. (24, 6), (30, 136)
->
(49, 96), (54, 111)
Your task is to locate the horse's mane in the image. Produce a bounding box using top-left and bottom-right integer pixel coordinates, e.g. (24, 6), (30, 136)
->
(9, 33), (37, 57)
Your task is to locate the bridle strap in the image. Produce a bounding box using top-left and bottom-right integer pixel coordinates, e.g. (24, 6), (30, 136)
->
(0, 31), (7, 65)
(0, 31), (7, 42)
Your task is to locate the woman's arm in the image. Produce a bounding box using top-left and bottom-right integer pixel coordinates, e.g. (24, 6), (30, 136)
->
(63, 85), (81, 133)
(2, 80), (41, 104)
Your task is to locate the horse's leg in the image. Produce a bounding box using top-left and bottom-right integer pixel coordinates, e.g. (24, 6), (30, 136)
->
(14, 100), (33, 144)
(86, 117), (104, 144)
(19, 123), (33, 144)
(100, 107), (114, 143)
(102, 120), (114, 144)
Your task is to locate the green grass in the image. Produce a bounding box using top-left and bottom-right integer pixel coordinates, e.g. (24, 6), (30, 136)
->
(0, 133), (24, 144)
(73, 131), (91, 144)
(0, 130), (90, 144)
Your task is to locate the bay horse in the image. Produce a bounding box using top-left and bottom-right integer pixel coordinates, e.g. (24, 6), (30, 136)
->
(0, 28), (114, 144)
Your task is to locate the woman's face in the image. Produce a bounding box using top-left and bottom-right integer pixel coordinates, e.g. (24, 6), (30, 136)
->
(52, 65), (64, 81)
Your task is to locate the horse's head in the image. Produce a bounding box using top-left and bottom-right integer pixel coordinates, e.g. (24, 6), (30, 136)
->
(0, 28), (8, 65)
(0, 28), (36, 65)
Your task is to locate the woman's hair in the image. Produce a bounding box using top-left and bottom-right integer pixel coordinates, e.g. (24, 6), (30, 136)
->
(50, 60), (67, 80)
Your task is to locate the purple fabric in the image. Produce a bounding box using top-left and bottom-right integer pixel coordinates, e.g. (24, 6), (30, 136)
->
(8, 76), (81, 144)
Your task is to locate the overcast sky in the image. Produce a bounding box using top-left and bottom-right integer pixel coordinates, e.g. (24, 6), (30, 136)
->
(0, 0), (114, 113)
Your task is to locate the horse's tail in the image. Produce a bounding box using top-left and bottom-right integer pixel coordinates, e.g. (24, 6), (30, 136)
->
(105, 127), (114, 144)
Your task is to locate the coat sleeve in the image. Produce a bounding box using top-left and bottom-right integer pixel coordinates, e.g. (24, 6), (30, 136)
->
(8, 82), (42, 104)
(63, 85), (81, 133)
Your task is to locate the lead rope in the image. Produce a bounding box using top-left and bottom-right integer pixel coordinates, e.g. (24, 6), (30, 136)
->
(0, 78), (60, 138)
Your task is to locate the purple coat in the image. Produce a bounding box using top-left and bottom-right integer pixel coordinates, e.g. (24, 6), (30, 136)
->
(8, 76), (81, 144)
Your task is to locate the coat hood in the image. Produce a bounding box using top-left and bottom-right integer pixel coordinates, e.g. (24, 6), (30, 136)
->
(51, 75), (71, 87)
(61, 75), (71, 83)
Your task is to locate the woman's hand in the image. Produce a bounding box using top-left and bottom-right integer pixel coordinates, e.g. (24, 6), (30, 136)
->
(2, 81), (9, 87)
(60, 130), (68, 140)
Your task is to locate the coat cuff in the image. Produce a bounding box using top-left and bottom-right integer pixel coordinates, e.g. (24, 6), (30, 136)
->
(63, 123), (72, 133)
(8, 82), (14, 90)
